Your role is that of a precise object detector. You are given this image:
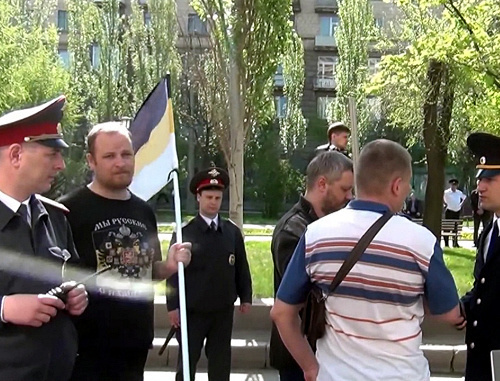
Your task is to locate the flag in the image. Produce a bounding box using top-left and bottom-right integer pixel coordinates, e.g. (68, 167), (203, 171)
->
(129, 76), (178, 201)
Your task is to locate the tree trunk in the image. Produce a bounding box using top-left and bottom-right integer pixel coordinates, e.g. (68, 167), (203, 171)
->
(186, 126), (196, 214)
(227, 60), (245, 230)
(422, 60), (454, 240)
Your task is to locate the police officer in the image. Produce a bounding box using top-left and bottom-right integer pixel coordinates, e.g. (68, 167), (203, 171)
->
(314, 121), (350, 156)
(167, 166), (252, 381)
(0, 96), (88, 381)
(461, 132), (500, 381)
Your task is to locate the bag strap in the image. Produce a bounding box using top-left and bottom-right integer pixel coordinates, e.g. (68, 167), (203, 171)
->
(327, 211), (393, 295)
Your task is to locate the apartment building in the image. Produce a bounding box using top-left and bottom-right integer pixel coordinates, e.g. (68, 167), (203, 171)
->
(53, 0), (400, 137)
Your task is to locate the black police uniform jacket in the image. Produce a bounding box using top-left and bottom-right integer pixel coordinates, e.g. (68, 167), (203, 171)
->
(314, 143), (349, 157)
(0, 195), (79, 381)
(167, 214), (252, 313)
(269, 196), (318, 370)
(462, 220), (500, 381)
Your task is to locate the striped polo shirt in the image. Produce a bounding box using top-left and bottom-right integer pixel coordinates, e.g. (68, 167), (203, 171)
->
(277, 200), (459, 381)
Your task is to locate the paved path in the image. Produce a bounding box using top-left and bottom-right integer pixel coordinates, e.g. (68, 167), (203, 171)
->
(144, 370), (464, 380)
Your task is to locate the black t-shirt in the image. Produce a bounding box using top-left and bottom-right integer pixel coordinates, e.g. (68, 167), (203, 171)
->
(59, 186), (162, 350)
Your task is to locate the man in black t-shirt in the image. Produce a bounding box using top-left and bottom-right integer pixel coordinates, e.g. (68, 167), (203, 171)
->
(59, 121), (191, 381)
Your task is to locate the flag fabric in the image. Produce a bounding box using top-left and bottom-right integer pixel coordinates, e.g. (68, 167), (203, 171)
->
(129, 76), (178, 201)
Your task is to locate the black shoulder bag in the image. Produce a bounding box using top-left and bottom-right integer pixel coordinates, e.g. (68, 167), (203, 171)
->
(301, 211), (393, 350)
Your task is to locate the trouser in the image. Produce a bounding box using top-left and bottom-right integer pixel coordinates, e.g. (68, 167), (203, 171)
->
(176, 307), (234, 381)
(473, 212), (492, 246)
(70, 347), (149, 381)
(443, 209), (460, 247)
(279, 364), (305, 381)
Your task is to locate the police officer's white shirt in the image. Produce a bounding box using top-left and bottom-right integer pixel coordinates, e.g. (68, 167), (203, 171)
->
(0, 190), (31, 225)
(483, 214), (500, 262)
(200, 213), (218, 230)
(444, 188), (466, 212)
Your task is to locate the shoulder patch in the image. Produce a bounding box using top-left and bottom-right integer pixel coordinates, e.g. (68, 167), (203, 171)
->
(35, 194), (70, 213)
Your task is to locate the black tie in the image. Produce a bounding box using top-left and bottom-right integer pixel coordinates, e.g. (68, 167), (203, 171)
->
(17, 204), (30, 227)
(210, 221), (216, 232)
(486, 222), (499, 262)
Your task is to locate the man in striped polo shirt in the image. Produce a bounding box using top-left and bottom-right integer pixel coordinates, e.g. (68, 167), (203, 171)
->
(271, 139), (464, 381)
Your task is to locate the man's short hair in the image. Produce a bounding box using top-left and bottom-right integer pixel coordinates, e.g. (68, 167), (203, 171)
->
(306, 151), (353, 190)
(86, 120), (132, 155)
(356, 139), (412, 196)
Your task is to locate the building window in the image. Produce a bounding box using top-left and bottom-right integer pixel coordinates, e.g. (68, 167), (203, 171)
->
(58, 49), (70, 68)
(368, 57), (381, 76)
(275, 95), (287, 119)
(57, 10), (68, 31)
(374, 17), (384, 29)
(317, 56), (337, 79)
(319, 15), (339, 37)
(187, 14), (207, 35)
(366, 97), (382, 120)
(317, 96), (334, 120)
(144, 11), (152, 28)
(90, 44), (100, 69)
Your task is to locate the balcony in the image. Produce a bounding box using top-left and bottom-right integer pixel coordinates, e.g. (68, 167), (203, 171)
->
(314, 77), (336, 90)
(315, 0), (338, 13)
(292, 0), (301, 12)
(274, 73), (284, 88)
(314, 35), (337, 49)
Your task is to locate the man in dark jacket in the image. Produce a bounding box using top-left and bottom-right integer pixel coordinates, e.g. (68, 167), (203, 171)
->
(404, 191), (423, 218)
(461, 132), (500, 381)
(314, 121), (350, 156)
(0, 96), (88, 381)
(470, 187), (492, 247)
(270, 151), (354, 381)
(168, 166), (252, 381)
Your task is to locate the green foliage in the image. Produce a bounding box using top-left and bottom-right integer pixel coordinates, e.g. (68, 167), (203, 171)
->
(331, 0), (376, 135)
(369, 0), (500, 151)
(0, 1), (69, 112)
(248, 123), (304, 218)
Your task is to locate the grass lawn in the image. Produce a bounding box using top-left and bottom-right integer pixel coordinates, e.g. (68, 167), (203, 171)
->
(443, 247), (476, 296)
(155, 210), (278, 226)
(157, 240), (476, 299)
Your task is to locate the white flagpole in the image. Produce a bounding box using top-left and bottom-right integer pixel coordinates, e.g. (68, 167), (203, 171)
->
(172, 170), (190, 381)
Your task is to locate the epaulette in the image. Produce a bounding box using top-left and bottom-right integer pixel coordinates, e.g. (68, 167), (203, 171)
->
(226, 218), (240, 228)
(35, 194), (70, 213)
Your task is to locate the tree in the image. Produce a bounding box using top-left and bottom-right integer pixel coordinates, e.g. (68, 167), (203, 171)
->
(331, 0), (376, 135)
(369, 0), (500, 238)
(63, 0), (180, 195)
(191, 0), (306, 228)
(0, 0), (70, 111)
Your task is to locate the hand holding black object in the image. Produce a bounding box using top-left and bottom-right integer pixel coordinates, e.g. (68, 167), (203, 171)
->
(46, 266), (112, 303)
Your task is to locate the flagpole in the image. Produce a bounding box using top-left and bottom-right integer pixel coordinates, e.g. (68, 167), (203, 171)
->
(172, 170), (190, 381)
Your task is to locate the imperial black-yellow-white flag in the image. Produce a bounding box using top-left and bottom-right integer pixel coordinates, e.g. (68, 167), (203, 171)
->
(129, 76), (178, 201)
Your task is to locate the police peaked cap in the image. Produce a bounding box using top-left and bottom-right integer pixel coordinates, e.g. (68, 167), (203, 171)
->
(0, 95), (68, 148)
(467, 132), (500, 179)
(189, 166), (230, 194)
(327, 121), (350, 139)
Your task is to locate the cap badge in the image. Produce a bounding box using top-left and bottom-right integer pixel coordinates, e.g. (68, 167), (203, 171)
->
(480, 156), (486, 165)
(208, 168), (220, 177)
(57, 123), (63, 135)
(210, 179), (218, 185)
